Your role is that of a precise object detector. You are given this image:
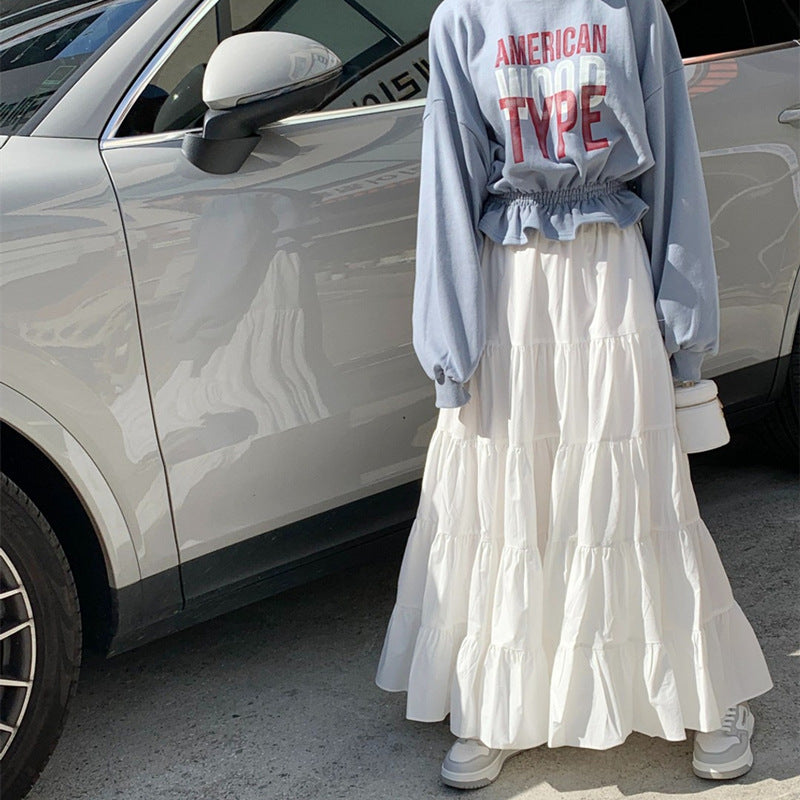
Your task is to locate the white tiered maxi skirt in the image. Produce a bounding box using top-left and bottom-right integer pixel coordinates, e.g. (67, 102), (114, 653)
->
(375, 222), (773, 751)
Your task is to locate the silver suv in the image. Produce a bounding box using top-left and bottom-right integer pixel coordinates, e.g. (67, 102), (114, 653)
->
(1, 1), (798, 797)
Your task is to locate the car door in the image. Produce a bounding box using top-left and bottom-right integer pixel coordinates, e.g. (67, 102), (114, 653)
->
(101, 0), (439, 600)
(666, 0), (800, 406)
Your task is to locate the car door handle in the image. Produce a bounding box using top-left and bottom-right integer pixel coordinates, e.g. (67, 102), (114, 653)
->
(778, 106), (800, 126)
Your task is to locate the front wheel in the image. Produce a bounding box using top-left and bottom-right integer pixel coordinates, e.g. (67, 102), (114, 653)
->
(0, 474), (81, 800)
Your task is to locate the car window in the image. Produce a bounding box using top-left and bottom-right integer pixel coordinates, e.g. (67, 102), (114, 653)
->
(743, 0), (800, 47)
(233, 0), (390, 73)
(233, 0), (437, 95)
(351, 0), (438, 42)
(0, 0), (150, 135)
(116, 4), (217, 136)
(323, 36), (429, 109)
(665, 0), (754, 58)
(239, 0), (437, 109)
(116, 0), (438, 137)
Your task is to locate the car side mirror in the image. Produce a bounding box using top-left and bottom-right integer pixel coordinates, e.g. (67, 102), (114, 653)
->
(182, 31), (342, 174)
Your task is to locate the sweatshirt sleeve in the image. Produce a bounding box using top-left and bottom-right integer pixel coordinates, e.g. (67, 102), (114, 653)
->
(412, 5), (493, 408)
(635, 14), (720, 383)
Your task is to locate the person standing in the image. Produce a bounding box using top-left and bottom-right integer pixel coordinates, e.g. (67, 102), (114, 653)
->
(375, 0), (773, 790)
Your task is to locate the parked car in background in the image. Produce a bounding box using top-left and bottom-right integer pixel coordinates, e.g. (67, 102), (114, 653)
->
(1, 0), (798, 796)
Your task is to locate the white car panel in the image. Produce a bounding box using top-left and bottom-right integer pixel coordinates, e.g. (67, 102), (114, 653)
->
(0, 383), (142, 588)
(0, 135), (178, 580)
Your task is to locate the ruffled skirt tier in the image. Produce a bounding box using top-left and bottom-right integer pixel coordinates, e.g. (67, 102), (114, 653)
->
(375, 223), (772, 750)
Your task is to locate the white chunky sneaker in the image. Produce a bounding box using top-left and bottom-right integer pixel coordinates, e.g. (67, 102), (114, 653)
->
(692, 702), (755, 780)
(440, 737), (523, 790)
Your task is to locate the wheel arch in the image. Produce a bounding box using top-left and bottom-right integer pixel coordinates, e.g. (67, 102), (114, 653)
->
(0, 384), (142, 652)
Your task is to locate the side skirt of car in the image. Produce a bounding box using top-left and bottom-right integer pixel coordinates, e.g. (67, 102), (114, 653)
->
(107, 479), (420, 655)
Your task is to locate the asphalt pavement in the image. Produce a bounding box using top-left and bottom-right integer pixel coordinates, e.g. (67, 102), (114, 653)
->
(29, 425), (800, 800)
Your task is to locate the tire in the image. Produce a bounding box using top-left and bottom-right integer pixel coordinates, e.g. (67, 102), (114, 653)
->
(756, 316), (800, 469)
(0, 474), (81, 800)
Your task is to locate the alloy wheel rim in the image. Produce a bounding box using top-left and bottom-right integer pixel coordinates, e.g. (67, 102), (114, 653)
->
(0, 547), (36, 759)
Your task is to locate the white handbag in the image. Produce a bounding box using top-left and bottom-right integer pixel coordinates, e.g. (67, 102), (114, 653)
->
(673, 378), (730, 453)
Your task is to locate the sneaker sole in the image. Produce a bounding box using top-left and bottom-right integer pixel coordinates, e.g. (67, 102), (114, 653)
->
(692, 744), (753, 780)
(441, 749), (522, 789)
(692, 713), (755, 781)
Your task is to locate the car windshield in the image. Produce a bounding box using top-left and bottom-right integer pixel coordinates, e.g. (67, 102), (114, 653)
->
(0, 0), (151, 135)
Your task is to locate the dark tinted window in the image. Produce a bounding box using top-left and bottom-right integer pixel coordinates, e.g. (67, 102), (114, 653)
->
(232, 0), (436, 89)
(117, 4), (217, 136)
(355, 0), (438, 41)
(665, 0), (754, 58)
(235, 0), (390, 84)
(744, 0), (800, 47)
(323, 38), (429, 109)
(118, 0), (438, 136)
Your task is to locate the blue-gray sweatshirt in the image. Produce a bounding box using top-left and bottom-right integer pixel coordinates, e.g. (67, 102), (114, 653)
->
(413, 0), (720, 407)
